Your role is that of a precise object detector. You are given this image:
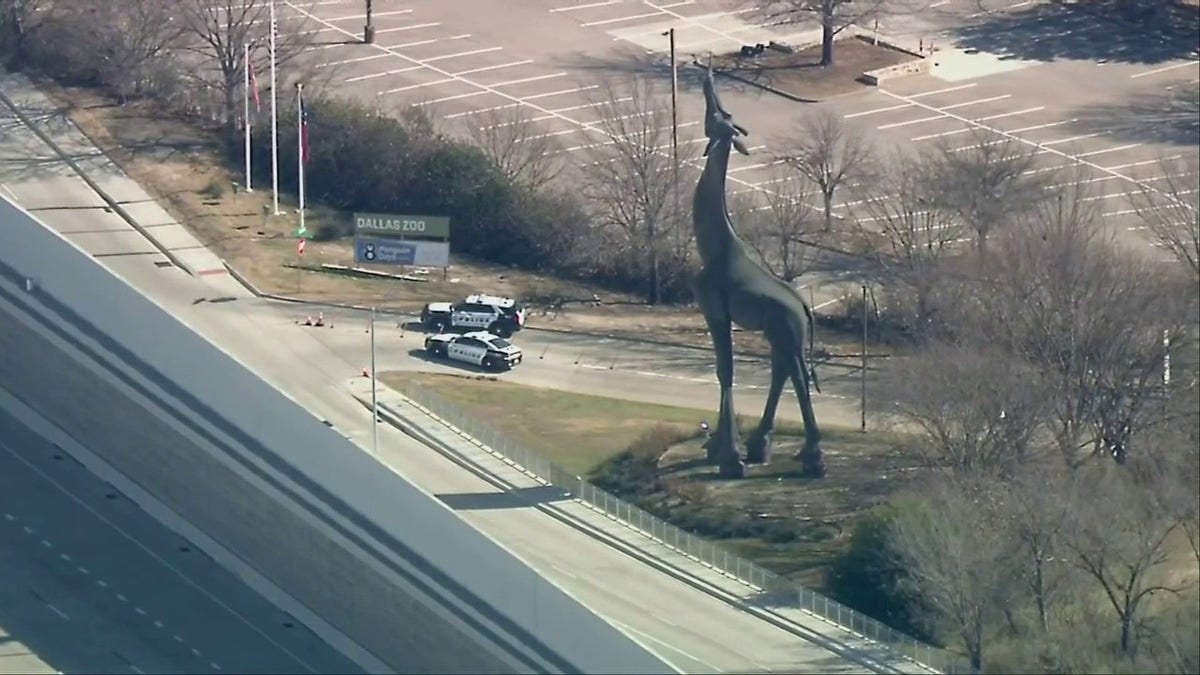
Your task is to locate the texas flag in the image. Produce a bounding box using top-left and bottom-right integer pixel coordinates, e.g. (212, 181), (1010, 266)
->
(297, 237), (306, 256)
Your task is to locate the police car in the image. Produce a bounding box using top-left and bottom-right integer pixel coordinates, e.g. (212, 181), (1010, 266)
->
(424, 331), (523, 371)
(419, 294), (526, 338)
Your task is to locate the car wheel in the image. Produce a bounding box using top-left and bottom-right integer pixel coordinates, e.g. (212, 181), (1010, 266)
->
(482, 356), (500, 371)
(490, 322), (513, 338)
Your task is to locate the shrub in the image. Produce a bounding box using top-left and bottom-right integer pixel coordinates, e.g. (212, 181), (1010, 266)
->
(825, 504), (930, 641)
(589, 425), (687, 496)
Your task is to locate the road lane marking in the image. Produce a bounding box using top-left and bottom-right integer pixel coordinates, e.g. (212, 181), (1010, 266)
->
(424, 47), (504, 63)
(154, 620), (165, 629)
(192, 648), (203, 657)
(46, 603), (70, 620)
(23, 525), (33, 533)
(135, 607), (146, 615)
(3, 512), (13, 520)
(117, 593), (128, 602)
(210, 664), (222, 671)
(452, 60), (533, 76)
(174, 634), (184, 643)
(1075, 143), (1141, 157)
(1131, 60), (1200, 79)
(77, 566), (89, 575)
(909, 82), (978, 98)
(0, 440), (320, 674)
(345, 65), (423, 83)
(41, 538), (52, 547)
(60, 552), (71, 561)
(373, 22), (440, 35)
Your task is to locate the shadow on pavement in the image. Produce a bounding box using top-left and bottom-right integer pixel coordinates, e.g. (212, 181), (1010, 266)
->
(436, 486), (572, 512)
(1067, 82), (1200, 146)
(949, 0), (1200, 65)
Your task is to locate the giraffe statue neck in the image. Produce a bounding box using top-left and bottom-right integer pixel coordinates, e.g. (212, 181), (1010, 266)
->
(692, 137), (742, 264)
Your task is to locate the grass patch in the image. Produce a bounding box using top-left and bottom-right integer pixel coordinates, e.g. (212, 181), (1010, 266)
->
(381, 371), (822, 476)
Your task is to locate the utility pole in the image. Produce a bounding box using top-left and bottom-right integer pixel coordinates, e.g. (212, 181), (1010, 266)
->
(860, 284), (868, 432)
(269, 0), (280, 215)
(363, 0), (375, 44)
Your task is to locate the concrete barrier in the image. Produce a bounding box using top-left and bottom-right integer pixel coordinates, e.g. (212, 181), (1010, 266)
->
(0, 194), (676, 675)
(854, 34), (929, 86)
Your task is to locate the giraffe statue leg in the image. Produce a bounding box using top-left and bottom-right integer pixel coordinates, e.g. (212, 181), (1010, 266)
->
(700, 308), (746, 479)
(786, 353), (826, 478)
(745, 355), (786, 464)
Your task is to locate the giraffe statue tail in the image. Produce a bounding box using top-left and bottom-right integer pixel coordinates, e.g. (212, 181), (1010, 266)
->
(801, 300), (821, 394)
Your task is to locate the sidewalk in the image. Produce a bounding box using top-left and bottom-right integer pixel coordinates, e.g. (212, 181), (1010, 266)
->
(350, 377), (946, 675)
(0, 71), (250, 300)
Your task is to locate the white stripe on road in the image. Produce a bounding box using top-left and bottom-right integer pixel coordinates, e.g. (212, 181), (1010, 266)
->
(582, 11), (662, 26)
(372, 22), (442, 35)
(1130, 60), (1200, 79)
(550, 0), (622, 10)
(424, 47), (503, 63)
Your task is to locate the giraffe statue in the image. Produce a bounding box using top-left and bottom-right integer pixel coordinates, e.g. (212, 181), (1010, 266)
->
(692, 65), (825, 480)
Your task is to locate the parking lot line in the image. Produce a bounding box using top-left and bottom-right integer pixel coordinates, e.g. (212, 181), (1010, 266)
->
(846, 103), (912, 118)
(550, 0), (623, 11)
(383, 35), (470, 52)
(317, 53), (391, 68)
(1074, 143), (1141, 158)
(326, 10), (412, 22)
(287, 0), (796, 201)
(877, 113), (945, 130)
(373, 23), (441, 35)
(525, 85), (601, 100)
(1130, 60), (1199, 79)
(445, 103), (521, 120)
(877, 88), (1169, 191)
(343, 65), (422, 82)
(413, 91), (493, 106)
(425, 47), (504, 63)
(453, 61), (533, 76)
(345, 65), (422, 83)
(489, 73), (568, 88)
(1101, 155), (1182, 171)
(909, 83), (978, 98)
(910, 106), (1045, 141)
(380, 77), (457, 94)
(582, 11), (662, 27)
(1037, 131), (1108, 147)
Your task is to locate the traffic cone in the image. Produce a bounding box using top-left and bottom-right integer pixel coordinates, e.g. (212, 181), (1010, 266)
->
(303, 316), (313, 326)
(361, 368), (370, 378)
(315, 312), (325, 327)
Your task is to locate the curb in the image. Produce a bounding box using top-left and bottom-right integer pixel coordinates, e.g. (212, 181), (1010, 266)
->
(0, 85), (192, 275)
(356, 392), (923, 675)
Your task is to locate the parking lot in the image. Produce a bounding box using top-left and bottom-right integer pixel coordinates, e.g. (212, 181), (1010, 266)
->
(274, 0), (1198, 258)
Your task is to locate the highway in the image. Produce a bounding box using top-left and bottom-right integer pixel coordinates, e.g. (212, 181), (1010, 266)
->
(0, 406), (363, 675)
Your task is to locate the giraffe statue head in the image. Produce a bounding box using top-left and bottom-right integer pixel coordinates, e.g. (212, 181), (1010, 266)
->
(700, 65), (750, 158)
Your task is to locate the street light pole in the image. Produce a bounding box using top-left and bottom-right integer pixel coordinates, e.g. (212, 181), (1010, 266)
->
(662, 28), (680, 256)
(363, 0), (375, 44)
(860, 284), (868, 432)
(370, 306), (378, 456)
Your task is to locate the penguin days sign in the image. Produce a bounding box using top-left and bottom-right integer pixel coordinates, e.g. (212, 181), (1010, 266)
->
(352, 212), (451, 268)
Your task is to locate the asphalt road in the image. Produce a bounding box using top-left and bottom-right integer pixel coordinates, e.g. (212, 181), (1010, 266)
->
(0, 406), (363, 675)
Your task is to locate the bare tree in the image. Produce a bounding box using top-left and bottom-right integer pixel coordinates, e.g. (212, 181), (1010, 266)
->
(757, 0), (889, 65)
(777, 109), (873, 232)
(742, 169), (818, 283)
(852, 149), (964, 331)
(964, 173), (1188, 468)
(0, 0), (48, 64)
(461, 104), (563, 191)
(889, 477), (1022, 672)
(1062, 463), (1195, 656)
(880, 342), (1047, 474)
(60, 0), (186, 104)
(580, 76), (693, 304)
(1130, 155), (1200, 283)
(1000, 469), (1076, 633)
(928, 130), (1045, 259)
(176, 0), (319, 133)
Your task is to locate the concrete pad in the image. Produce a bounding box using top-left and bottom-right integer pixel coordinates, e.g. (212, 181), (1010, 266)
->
(172, 247), (229, 276)
(4, 176), (108, 210)
(929, 48), (1042, 82)
(88, 173), (165, 209)
(610, 13), (776, 53)
(140, 223), (204, 251)
(118, 200), (179, 228)
(64, 230), (160, 257)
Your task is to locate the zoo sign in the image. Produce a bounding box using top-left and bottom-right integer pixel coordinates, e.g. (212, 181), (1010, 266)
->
(353, 212), (450, 240)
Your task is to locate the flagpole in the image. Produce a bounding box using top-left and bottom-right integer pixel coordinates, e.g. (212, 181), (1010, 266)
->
(296, 82), (305, 237)
(370, 306), (378, 457)
(269, 0), (280, 215)
(243, 43), (253, 192)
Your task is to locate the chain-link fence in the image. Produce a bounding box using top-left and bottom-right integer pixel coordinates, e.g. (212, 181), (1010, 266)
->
(394, 380), (971, 674)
